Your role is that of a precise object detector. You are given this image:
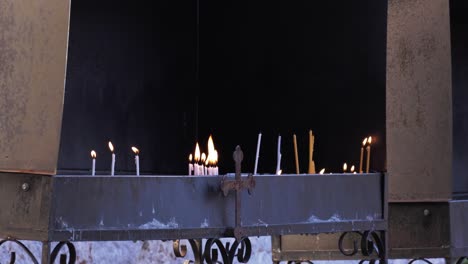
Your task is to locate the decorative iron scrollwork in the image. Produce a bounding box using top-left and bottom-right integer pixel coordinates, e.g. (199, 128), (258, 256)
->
(408, 258), (433, 264)
(0, 237), (39, 264)
(456, 257), (468, 264)
(173, 237), (252, 264)
(338, 231), (386, 263)
(50, 241), (77, 264)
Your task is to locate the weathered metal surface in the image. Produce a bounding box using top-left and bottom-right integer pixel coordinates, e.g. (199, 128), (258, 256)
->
(386, 0), (453, 202)
(271, 173), (388, 262)
(449, 200), (468, 257)
(388, 202), (451, 258)
(0, 172), (384, 242)
(0, 173), (52, 241)
(0, 0), (71, 175)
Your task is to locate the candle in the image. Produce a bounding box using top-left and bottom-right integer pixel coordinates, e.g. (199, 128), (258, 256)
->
(366, 136), (372, 173)
(108, 141), (115, 176)
(194, 143), (201, 175)
(359, 137), (367, 173)
(343, 162), (347, 173)
(276, 135), (282, 175)
(201, 153), (206, 175)
(205, 158), (210, 175)
(213, 149), (219, 175)
(293, 134), (300, 174)
(91, 150), (96, 176)
(132, 146), (140, 176)
(188, 154), (193, 176)
(308, 130), (316, 174)
(253, 133), (262, 175)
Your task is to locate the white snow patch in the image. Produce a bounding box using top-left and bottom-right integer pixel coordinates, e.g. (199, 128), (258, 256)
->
(200, 219), (209, 228)
(139, 218), (178, 229)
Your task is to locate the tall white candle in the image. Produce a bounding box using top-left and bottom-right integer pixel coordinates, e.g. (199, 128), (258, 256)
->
(188, 154), (193, 176)
(194, 142), (201, 176)
(108, 141), (115, 176)
(132, 146), (140, 176)
(254, 133), (262, 175)
(91, 150), (96, 176)
(276, 135), (282, 175)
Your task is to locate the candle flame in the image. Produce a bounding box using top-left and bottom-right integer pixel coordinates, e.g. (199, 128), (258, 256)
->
(350, 165), (355, 173)
(208, 135), (215, 155)
(132, 146), (139, 155)
(91, 150), (96, 158)
(194, 143), (200, 162)
(319, 168), (325, 174)
(108, 141), (114, 152)
(368, 136), (372, 144)
(213, 149), (218, 165)
(201, 153), (206, 163)
(205, 157), (209, 166)
(276, 169), (282, 175)
(343, 163), (348, 172)
(362, 137), (368, 146)
(189, 154), (192, 162)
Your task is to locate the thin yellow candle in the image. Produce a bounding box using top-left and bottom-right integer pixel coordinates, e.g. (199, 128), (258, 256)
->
(308, 130), (316, 174)
(359, 137), (367, 173)
(293, 134), (300, 174)
(366, 136), (372, 173)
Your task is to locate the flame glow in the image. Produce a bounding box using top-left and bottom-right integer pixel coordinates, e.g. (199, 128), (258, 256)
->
(195, 143), (200, 162)
(362, 137), (368, 146)
(350, 165), (355, 173)
(276, 169), (282, 175)
(108, 141), (114, 152)
(91, 150), (96, 158)
(319, 168), (325, 174)
(132, 146), (139, 155)
(189, 154), (192, 162)
(208, 135), (215, 154)
(343, 163), (348, 172)
(201, 153), (206, 163)
(213, 150), (218, 165)
(368, 136), (372, 144)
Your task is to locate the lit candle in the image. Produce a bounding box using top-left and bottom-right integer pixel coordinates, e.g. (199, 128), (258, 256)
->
(343, 162), (348, 173)
(205, 157), (211, 175)
(319, 168), (325, 174)
(207, 135), (215, 175)
(201, 153), (206, 175)
(276, 135), (282, 175)
(91, 150), (96, 176)
(253, 133), (262, 175)
(366, 136), (372, 173)
(188, 154), (193, 176)
(308, 130), (316, 174)
(132, 146), (140, 176)
(213, 149), (219, 175)
(359, 137), (367, 173)
(194, 143), (201, 176)
(293, 134), (300, 174)
(108, 141), (115, 176)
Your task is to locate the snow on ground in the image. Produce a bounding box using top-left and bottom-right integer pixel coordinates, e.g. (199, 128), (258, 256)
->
(0, 237), (445, 264)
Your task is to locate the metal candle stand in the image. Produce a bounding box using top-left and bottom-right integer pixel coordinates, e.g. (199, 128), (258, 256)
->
(0, 146), (388, 263)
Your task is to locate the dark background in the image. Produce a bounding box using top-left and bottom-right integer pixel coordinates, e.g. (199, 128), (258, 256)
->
(58, 0), (388, 175)
(450, 0), (468, 195)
